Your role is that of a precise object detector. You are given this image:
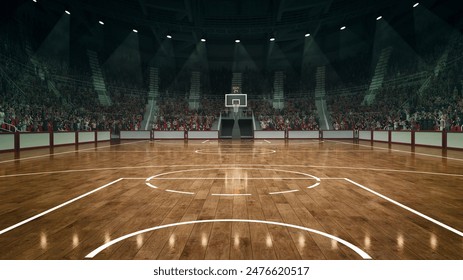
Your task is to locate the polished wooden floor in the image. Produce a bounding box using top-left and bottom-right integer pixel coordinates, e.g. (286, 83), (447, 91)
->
(0, 139), (462, 260)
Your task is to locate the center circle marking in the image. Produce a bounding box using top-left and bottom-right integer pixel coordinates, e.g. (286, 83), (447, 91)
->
(194, 148), (276, 155)
(145, 167), (321, 196)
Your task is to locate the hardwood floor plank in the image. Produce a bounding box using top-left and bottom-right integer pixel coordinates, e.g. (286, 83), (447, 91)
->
(1, 140), (462, 259)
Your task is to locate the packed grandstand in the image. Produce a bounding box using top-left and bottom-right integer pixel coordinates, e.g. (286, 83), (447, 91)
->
(1, 1), (463, 135)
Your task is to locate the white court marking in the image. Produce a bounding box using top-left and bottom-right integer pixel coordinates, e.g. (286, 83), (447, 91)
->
(264, 140), (271, 144)
(345, 178), (463, 237)
(194, 148), (276, 155)
(145, 182), (158, 189)
(144, 167), (320, 196)
(3, 164), (463, 179)
(0, 178), (124, 236)
(84, 219), (372, 259)
(202, 140), (209, 144)
(211, 193), (252, 196)
(148, 177), (324, 180)
(308, 182), (320, 189)
(165, 189), (195, 195)
(269, 189), (299, 195)
(329, 140), (463, 162)
(0, 140), (148, 164)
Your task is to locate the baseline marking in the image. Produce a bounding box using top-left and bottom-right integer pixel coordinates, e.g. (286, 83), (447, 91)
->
(85, 219), (372, 259)
(344, 178), (463, 238)
(0, 178), (124, 236)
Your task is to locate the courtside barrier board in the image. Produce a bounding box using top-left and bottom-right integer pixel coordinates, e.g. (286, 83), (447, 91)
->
(254, 131), (285, 139)
(120, 131), (151, 140)
(288, 131), (319, 139)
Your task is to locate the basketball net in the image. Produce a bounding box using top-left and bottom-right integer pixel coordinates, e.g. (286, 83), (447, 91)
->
(233, 104), (239, 118)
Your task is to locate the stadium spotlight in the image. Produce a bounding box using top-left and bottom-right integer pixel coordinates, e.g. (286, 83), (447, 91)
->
(201, 38), (206, 42)
(304, 33), (310, 37)
(340, 26), (346, 30)
(235, 39), (240, 43)
(413, 2), (419, 8)
(65, 10), (71, 15)
(269, 37), (275, 42)
(376, 16), (382, 20)
(33, 0), (37, 2)
(99, 21), (104, 25)
(166, 34), (172, 39)
(133, 29), (138, 33)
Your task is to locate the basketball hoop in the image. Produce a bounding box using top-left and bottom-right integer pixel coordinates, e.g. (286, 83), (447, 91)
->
(225, 93), (247, 119)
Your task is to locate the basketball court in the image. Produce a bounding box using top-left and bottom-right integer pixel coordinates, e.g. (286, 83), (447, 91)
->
(1, 139), (462, 260)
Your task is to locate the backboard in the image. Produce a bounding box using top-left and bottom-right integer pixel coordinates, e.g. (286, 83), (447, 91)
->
(225, 94), (247, 107)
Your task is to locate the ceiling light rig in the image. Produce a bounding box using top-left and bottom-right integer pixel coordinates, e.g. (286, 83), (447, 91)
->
(201, 38), (206, 42)
(99, 20), (104, 25)
(132, 29), (138, 33)
(65, 10), (71, 15)
(235, 39), (240, 43)
(376, 16), (382, 20)
(166, 34), (172, 39)
(413, 2), (420, 8)
(269, 37), (275, 42)
(340, 26), (346, 30)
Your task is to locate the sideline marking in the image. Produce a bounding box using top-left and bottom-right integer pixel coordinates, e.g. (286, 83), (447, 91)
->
(329, 140), (463, 162)
(0, 140), (148, 164)
(85, 219), (372, 259)
(345, 178), (463, 238)
(0, 178), (124, 236)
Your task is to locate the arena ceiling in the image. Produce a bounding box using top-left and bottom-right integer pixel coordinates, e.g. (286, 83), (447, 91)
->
(2, 0), (463, 70)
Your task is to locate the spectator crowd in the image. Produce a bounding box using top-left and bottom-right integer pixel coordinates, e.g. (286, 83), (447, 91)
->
(2, 25), (463, 135)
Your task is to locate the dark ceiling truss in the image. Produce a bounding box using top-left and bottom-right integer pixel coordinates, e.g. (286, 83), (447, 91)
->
(47, 0), (402, 39)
